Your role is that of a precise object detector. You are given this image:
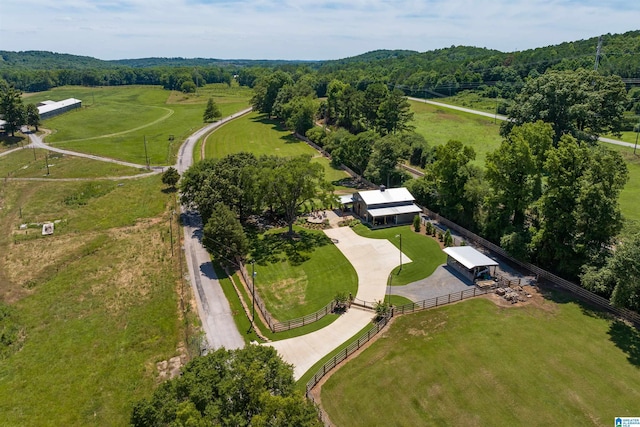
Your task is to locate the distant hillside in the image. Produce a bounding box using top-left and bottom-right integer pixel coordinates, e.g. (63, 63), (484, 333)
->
(109, 57), (316, 68)
(0, 50), (114, 69)
(1, 30), (638, 94)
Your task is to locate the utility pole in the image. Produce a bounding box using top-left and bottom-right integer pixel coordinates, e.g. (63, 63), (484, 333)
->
(44, 153), (50, 175)
(635, 119), (640, 155)
(143, 136), (150, 170)
(169, 210), (174, 257)
(594, 35), (603, 71)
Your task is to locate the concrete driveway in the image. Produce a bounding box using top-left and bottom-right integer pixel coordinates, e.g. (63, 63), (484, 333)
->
(267, 226), (411, 380)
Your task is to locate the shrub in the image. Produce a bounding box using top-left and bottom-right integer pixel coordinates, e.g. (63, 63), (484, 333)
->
(413, 215), (421, 233)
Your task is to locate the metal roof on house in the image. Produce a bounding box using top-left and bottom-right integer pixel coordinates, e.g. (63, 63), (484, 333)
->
(37, 98), (82, 116)
(442, 246), (498, 270)
(367, 204), (422, 218)
(357, 187), (415, 206)
(339, 194), (354, 204)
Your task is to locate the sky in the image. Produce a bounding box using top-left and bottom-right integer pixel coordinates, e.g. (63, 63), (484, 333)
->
(0, 0), (638, 61)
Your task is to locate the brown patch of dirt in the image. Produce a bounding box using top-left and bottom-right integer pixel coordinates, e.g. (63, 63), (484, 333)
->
(4, 233), (93, 290)
(480, 285), (557, 314)
(156, 345), (188, 382)
(271, 277), (307, 308)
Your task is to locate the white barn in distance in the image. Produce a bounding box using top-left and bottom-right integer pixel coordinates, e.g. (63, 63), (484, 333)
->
(37, 98), (82, 120)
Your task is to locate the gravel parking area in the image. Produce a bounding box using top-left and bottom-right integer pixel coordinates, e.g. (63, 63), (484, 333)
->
(390, 265), (473, 302)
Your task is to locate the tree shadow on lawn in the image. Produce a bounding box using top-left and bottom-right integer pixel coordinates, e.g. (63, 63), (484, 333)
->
(249, 230), (332, 267)
(0, 135), (24, 147)
(538, 283), (640, 367)
(537, 283), (614, 321)
(250, 115), (302, 144)
(608, 320), (640, 367)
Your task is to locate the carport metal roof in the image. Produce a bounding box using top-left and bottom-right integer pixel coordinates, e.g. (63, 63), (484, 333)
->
(442, 246), (498, 270)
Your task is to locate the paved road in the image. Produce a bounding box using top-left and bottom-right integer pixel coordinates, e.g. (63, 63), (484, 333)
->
(175, 108), (252, 351)
(409, 97), (633, 149)
(27, 130), (153, 170)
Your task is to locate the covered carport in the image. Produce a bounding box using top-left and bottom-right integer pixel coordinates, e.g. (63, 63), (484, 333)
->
(442, 246), (498, 283)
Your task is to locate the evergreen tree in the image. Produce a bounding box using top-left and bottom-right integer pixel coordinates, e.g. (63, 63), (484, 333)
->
(203, 97), (221, 122)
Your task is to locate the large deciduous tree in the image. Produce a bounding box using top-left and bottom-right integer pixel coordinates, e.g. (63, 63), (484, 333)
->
(262, 155), (331, 235)
(530, 135), (628, 277)
(24, 103), (40, 131)
(581, 233), (640, 312)
(203, 203), (249, 266)
(251, 71), (294, 117)
(501, 69), (627, 144)
(130, 345), (321, 427)
(364, 134), (406, 186)
(179, 153), (260, 223)
(426, 140), (481, 227)
(0, 81), (25, 137)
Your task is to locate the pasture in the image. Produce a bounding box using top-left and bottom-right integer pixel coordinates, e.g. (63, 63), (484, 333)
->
(320, 294), (640, 426)
(0, 176), (189, 426)
(410, 100), (504, 167)
(23, 84), (251, 165)
(0, 147), (146, 179)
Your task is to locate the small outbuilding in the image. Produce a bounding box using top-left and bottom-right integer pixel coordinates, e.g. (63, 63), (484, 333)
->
(442, 246), (498, 283)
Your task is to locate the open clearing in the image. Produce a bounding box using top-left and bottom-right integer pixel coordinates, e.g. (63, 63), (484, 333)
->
(23, 84), (251, 165)
(320, 291), (640, 426)
(410, 100), (504, 167)
(0, 175), (189, 426)
(0, 147), (146, 179)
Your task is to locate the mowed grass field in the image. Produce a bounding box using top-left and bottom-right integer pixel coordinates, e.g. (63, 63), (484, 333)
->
(23, 84), (252, 165)
(321, 295), (640, 426)
(605, 143), (640, 222)
(0, 176), (189, 426)
(410, 100), (504, 167)
(250, 226), (358, 322)
(0, 147), (147, 179)
(409, 99), (640, 225)
(203, 112), (351, 188)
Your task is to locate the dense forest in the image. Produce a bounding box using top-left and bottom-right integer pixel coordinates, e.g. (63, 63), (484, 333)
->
(1, 30), (639, 95)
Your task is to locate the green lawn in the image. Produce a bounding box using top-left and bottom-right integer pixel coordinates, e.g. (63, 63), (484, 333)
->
(0, 147), (146, 179)
(23, 85), (251, 166)
(410, 100), (504, 167)
(352, 224), (446, 286)
(602, 143), (640, 223)
(204, 111), (350, 187)
(0, 176), (186, 426)
(321, 295), (640, 426)
(250, 226), (357, 322)
(205, 112), (321, 158)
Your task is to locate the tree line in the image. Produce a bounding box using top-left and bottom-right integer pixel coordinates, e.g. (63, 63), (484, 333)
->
(0, 81), (40, 136)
